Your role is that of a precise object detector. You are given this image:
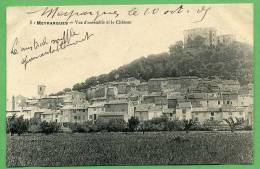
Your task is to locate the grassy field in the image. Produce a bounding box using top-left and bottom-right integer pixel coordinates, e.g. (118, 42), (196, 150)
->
(7, 131), (253, 166)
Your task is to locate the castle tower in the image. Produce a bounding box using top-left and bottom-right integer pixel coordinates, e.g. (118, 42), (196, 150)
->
(38, 85), (46, 98)
(183, 27), (217, 48)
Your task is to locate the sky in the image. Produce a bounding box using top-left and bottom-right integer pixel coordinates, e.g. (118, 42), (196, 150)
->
(6, 4), (253, 101)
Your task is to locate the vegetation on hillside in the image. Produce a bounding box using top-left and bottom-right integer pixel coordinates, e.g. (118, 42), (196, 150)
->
(51, 37), (252, 94)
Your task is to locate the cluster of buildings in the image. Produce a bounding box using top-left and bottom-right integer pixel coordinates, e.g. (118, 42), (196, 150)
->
(6, 76), (253, 127)
(6, 28), (251, 128)
(183, 27), (235, 47)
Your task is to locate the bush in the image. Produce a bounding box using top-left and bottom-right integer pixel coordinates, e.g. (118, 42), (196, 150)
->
(136, 118), (184, 132)
(165, 120), (178, 131)
(28, 117), (42, 133)
(107, 118), (127, 132)
(172, 120), (183, 131)
(89, 123), (99, 132)
(70, 122), (91, 133)
(93, 118), (127, 132)
(128, 116), (140, 132)
(243, 125), (253, 130)
(40, 121), (61, 134)
(7, 115), (29, 136)
(95, 119), (109, 131)
(203, 120), (222, 131)
(28, 124), (41, 133)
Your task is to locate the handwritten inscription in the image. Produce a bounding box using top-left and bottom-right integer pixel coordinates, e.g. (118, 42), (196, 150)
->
(11, 28), (94, 70)
(26, 5), (211, 23)
(27, 7), (120, 22)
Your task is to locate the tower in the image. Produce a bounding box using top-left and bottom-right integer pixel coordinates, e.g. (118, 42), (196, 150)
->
(38, 85), (46, 98)
(12, 95), (15, 111)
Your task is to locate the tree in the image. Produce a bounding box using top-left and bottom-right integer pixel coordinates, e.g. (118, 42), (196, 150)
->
(40, 121), (61, 134)
(63, 88), (71, 93)
(128, 116), (140, 132)
(169, 41), (184, 54)
(183, 119), (196, 133)
(7, 114), (29, 136)
(223, 117), (242, 133)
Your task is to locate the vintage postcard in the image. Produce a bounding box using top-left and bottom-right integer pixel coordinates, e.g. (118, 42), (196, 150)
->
(6, 4), (253, 166)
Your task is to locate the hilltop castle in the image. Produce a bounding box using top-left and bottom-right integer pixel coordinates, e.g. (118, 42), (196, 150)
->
(183, 27), (235, 47)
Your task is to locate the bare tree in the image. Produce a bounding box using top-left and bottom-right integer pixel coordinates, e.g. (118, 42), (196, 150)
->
(223, 117), (242, 133)
(183, 119), (196, 133)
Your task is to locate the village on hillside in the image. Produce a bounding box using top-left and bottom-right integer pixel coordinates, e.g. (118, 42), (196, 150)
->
(6, 76), (253, 129)
(6, 27), (253, 130)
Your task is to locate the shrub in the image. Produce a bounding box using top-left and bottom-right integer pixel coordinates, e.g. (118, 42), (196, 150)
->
(202, 120), (222, 131)
(28, 117), (42, 133)
(7, 115), (29, 136)
(28, 124), (41, 133)
(40, 121), (61, 134)
(70, 122), (91, 133)
(128, 116), (140, 132)
(172, 120), (184, 131)
(244, 125), (253, 130)
(93, 118), (127, 132)
(149, 116), (168, 125)
(89, 123), (99, 132)
(136, 118), (184, 132)
(95, 119), (109, 131)
(107, 118), (127, 132)
(165, 120), (176, 131)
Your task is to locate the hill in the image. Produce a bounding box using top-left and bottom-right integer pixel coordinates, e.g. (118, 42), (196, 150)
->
(50, 39), (253, 95)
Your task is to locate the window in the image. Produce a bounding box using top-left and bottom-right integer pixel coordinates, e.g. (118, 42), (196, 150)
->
(182, 109), (186, 114)
(227, 101), (230, 104)
(170, 113), (173, 117)
(211, 112), (214, 116)
(195, 117), (199, 121)
(210, 117), (214, 121)
(228, 112), (232, 116)
(74, 116), (77, 120)
(83, 109), (86, 112)
(218, 101), (221, 105)
(61, 111), (63, 115)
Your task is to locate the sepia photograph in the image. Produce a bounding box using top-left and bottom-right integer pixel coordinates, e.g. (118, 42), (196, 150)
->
(6, 4), (253, 166)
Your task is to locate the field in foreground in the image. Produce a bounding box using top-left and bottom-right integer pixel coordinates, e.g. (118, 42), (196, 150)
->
(7, 131), (253, 166)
